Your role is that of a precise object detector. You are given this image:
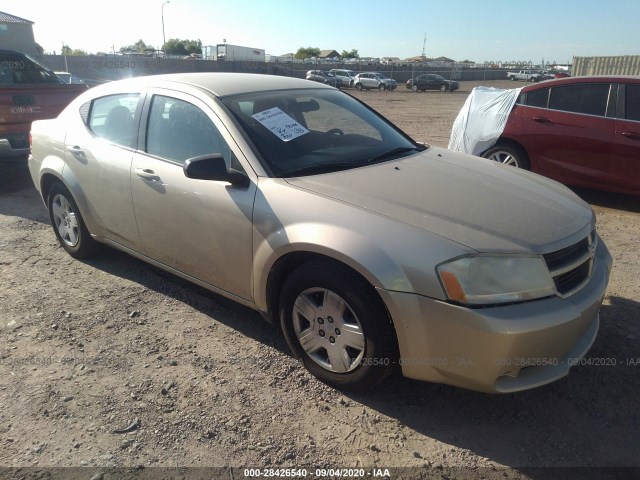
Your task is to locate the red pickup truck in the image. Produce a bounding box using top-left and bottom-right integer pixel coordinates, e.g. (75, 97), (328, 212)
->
(1, 50), (87, 162)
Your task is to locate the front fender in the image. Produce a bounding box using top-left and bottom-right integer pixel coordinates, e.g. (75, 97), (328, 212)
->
(251, 179), (469, 312)
(253, 222), (413, 311)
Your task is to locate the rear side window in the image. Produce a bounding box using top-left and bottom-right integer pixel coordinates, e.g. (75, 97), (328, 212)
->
(526, 88), (549, 108)
(87, 94), (140, 147)
(625, 84), (640, 122)
(548, 84), (610, 117)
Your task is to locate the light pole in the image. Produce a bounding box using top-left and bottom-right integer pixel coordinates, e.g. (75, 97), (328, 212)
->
(161, 1), (170, 53)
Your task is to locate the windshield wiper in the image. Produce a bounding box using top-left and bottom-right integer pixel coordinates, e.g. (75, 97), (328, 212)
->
(365, 145), (424, 165)
(285, 162), (361, 177)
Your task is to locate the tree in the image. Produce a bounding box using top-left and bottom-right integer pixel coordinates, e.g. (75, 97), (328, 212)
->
(340, 49), (359, 59)
(62, 45), (89, 56)
(295, 47), (320, 60)
(164, 38), (202, 55)
(120, 39), (154, 54)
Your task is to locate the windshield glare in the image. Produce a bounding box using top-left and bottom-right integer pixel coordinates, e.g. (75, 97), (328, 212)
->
(222, 89), (418, 177)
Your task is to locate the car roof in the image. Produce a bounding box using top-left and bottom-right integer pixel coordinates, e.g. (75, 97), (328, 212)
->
(523, 75), (640, 92)
(89, 73), (332, 98)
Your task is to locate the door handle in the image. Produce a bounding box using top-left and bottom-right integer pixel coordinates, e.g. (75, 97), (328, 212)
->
(621, 131), (640, 140)
(532, 116), (552, 124)
(135, 168), (161, 181)
(68, 145), (86, 157)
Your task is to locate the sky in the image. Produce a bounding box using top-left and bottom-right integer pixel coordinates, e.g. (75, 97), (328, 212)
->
(3, 0), (640, 64)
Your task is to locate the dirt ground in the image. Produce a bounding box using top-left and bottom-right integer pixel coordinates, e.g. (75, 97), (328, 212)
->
(0, 80), (639, 479)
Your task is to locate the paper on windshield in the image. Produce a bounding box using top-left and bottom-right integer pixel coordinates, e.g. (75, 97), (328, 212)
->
(448, 86), (523, 156)
(252, 107), (309, 142)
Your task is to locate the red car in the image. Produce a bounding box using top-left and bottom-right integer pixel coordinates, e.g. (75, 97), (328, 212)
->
(482, 76), (640, 196)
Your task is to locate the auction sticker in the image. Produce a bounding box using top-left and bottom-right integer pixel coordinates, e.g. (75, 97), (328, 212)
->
(252, 107), (308, 142)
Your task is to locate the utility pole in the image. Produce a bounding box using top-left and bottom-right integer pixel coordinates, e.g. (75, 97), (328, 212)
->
(162, 1), (170, 53)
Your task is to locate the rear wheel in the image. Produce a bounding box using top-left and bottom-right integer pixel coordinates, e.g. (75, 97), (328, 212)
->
(482, 144), (530, 170)
(47, 182), (100, 258)
(279, 261), (397, 391)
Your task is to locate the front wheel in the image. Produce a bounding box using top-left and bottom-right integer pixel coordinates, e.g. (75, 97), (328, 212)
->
(440, 84), (448, 92)
(411, 85), (418, 92)
(378, 83), (386, 91)
(354, 83), (362, 91)
(47, 182), (100, 258)
(482, 144), (530, 170)
(279, 261), (398, 391)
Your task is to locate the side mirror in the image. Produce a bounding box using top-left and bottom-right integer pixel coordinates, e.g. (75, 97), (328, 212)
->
(183, 154), (249, 187)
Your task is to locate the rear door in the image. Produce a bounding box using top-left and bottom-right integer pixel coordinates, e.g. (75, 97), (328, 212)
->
(611, 82), (640, 194)
(63, 92), (143, 249)
(518, 82), (614, 185)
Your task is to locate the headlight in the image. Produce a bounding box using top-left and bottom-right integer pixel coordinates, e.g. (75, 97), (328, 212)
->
(437, 255), (556, 305)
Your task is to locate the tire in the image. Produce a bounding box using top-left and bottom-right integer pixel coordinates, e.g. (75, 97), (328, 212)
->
(378, 83), (386, 91)
(482, 144), (530, 170)
(411, 85), (418, 92)
(440, 84), (447, 92)
(354, 83), (362, 91)
(47, 182), (100, 258)
(279, 261), (398, 391)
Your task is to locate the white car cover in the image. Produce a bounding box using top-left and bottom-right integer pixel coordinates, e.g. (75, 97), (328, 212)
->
(448, 86), (523, 156)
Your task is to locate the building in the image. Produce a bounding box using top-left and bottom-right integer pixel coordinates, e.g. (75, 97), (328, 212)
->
(0, 11), (39, 55)
(572, 55), (640, 76)
(318, 50), (340, 60)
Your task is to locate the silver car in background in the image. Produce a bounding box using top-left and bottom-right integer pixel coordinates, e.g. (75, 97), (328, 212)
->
(329, 69), (357, 88)
(353, 72), (398, 91)
(29, 73), (611, 393)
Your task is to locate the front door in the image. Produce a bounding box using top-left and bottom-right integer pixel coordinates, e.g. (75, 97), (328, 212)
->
(131, 90), (257, 301)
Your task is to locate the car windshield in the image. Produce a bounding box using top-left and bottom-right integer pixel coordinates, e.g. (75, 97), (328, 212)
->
(0, 52), (61, 85)
(221, 88), (422, 177)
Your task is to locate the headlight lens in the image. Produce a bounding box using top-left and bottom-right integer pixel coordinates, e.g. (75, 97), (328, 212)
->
(437, 255), (556, 305)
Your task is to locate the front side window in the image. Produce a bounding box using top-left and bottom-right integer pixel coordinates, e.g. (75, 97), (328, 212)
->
(222, 88), (420, 178)
(87, 94), (140, 147)
(625, 84), (640, 122)
(548, 83), (610, 117)
(145, 95), (230, 165)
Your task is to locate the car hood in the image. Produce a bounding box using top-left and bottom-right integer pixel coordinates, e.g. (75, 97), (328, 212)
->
(285, 146), (594, 253)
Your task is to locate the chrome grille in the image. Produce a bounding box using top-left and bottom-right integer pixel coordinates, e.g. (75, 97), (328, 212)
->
(543, 230), (596, 297)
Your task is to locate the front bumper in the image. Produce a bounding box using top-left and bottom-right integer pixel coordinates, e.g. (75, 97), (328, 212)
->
(378, 240), (612, 393)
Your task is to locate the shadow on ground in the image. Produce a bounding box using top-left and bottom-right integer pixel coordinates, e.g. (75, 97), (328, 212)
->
(82, 245), (640, 474)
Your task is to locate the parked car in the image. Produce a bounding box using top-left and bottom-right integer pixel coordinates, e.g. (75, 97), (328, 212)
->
(55, 71), (85, 84)
(305, 70), (337, 87)
(29, 73), (611, 393)
(353, 72), (397, 91)
(406, 74), (459, 92)
(0, 50), (87, 162)
(479, 76), (640, 196)
(506, 70), (542, 82)
(329, 69), (357, 88)
(554, 72), (571, 79)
